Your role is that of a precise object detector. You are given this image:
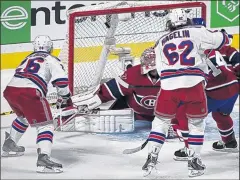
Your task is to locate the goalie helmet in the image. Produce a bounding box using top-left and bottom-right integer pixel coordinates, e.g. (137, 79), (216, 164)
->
(166, 8), (188, 30)
(140, 47), (156, 74)
(33, 35), (53, 53)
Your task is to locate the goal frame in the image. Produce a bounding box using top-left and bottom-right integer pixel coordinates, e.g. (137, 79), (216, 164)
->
(67, 2), (207, 94)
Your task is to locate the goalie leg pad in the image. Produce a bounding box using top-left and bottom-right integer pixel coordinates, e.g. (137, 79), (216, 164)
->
(59, 109), (135, 133)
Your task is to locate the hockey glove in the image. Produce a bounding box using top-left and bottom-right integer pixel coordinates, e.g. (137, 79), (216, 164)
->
(56, 93), (73, 109)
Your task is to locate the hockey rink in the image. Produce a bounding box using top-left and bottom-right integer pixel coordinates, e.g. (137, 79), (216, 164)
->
(1, 69), (239, 179)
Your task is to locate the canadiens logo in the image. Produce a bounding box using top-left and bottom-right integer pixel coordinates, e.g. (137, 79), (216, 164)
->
(139, 95), (156, 109)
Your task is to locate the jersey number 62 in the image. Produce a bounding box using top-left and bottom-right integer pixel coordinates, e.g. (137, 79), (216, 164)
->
(163, 40), (195, 66)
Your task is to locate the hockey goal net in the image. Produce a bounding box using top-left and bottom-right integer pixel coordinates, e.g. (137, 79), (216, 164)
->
(47, 1), (206, 102)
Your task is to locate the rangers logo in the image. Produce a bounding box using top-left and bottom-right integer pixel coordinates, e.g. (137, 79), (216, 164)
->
(140, 95), (156, 109)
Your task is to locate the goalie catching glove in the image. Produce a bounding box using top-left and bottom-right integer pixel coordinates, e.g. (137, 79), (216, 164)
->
(72, 93), (102, 110)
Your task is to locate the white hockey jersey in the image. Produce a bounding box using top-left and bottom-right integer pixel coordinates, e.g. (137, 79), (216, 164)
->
(155, 26), (230, 90)
(7, 52), (70, 97)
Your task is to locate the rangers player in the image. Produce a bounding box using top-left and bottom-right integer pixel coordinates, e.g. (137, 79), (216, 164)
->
(2, 35), (72, 173)
(143, 9), (231, 177)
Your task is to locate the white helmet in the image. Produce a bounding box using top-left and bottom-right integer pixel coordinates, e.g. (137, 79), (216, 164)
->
(167, 8), (188, 28)
(33, 35), (53, 53)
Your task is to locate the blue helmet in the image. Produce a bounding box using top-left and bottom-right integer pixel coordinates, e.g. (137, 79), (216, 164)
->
(191, 18), (206, 27)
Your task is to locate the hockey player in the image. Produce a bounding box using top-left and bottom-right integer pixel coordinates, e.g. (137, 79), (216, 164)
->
(71, 47), (160, 123)
(173, 44), (239, 161)
(142, 9), (231, 177)
(97, 47), (160, 122)
(2, 35), (72, 173)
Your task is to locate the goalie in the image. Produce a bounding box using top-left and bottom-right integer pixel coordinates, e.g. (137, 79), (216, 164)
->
(58, 47), (161, 133)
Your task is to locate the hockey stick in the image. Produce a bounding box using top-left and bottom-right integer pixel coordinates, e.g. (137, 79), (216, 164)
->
(123, 139), (148, 154)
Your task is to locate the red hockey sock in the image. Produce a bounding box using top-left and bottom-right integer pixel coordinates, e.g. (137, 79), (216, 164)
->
(212, 111), (235, 143)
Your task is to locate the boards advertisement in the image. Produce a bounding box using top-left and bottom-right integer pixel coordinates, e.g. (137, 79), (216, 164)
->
(210, 0), (239, 28)
(1, 1), (109, 45)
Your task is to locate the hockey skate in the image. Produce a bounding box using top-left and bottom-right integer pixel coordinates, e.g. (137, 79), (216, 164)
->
(212, 139), (238, 153)
(36, 148), (63, 173)
(142, 146), (160, 177)
(173, 146), (188, 161)
(2, 132), (25, 157)
(188, 150), (206, 177)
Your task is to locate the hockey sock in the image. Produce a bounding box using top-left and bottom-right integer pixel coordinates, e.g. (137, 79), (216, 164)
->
(148, 116), (170, 154)
(36, 124), (54, 156)
(10, 117), (29, 144)
(180, 130), (189, 148)
(212, 112), (235, 143)
(188, 118), (205, 156)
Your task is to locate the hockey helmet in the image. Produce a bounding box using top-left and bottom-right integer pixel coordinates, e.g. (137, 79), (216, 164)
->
(33, 35), (53, 53)
(140, 47), (156, 74)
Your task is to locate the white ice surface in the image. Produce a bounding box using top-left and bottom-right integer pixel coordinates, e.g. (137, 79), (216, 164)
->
(1, 112), (239, 179)
(1, 69), (239, 179)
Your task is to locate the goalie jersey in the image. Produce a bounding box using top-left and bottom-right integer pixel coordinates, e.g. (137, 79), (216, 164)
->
(205, 45), (239, 100)
(97, 65), (160, 121)
(7, 52), (70, 97)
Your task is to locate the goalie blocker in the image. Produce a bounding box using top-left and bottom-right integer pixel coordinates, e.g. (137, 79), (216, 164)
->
(54, 107), (135, 133)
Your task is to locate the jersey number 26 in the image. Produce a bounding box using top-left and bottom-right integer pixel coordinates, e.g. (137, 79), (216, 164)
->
(16, 57), (44, 73)
(163, 40), (195, 66)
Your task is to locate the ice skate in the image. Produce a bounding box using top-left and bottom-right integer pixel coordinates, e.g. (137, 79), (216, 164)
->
(212, 139), (238, 153)
(188, 151), (206, 177)
(2, 132), (25, 157)
(36, 148), (63, 173)
(142, 146), (160, 177)
(173, 146), (188, 161)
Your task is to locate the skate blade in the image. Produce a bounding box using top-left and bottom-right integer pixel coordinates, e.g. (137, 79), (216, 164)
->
(188, 169), (205, 177)
(173, 156), (188, 161)
(143, 166), (154, 177)
(36, 166), (63, 173)
(213, 147), (239, 153)
(1, 151), (24, 157)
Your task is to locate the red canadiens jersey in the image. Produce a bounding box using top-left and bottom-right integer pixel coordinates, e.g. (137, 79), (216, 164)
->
(98, 65), (161, 121)
(205, 45), (239, 100)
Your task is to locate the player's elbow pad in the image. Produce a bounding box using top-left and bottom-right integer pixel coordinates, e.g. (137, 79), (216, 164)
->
(214, 31), (230, 50)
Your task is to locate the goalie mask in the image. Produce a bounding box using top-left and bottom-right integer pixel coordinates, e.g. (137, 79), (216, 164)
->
(140, 47), (156, 75)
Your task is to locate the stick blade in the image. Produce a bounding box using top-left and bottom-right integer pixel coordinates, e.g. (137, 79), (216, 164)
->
(123, 146), (142, 154)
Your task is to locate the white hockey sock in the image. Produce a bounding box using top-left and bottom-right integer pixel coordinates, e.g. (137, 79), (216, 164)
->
(10, 117), (29, 144)
(36, 124), (54, 156)
(188, 118), (205, 156)
(148, 116), (171, 154)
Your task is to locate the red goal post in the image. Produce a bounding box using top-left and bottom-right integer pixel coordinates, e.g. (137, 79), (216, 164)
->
(49, 1), (206, 102)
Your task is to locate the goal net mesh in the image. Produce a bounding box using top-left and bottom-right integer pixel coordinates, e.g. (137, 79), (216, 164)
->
(47, 1), (205, 103)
